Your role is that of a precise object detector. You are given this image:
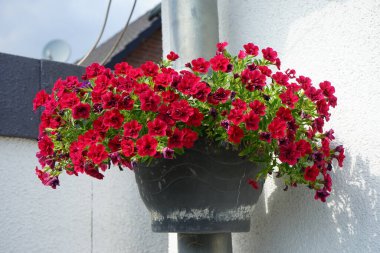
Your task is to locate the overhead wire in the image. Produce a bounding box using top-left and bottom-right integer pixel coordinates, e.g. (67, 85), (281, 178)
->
(100, 0), (138, 65)
(77, 0), (113, 65)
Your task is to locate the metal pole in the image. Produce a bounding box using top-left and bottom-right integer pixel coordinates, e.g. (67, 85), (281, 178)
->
(178, 233), (232, 253)
(162, 0), (219, 68)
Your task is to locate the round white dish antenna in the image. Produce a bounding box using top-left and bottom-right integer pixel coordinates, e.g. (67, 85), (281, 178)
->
(42, 39), (71, 62)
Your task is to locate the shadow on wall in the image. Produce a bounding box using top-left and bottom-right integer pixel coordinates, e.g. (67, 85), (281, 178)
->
(233, 149), (379, 253)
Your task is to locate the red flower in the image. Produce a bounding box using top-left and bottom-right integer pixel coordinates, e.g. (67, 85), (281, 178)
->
(314, 188), (330, 202)
(276, 107), (293, 122)
(244, 111), (260, 131)
(123, 120), (142, 139)
(191, 58), (210, 73)
(168, 128), (184, 149)
(114, 62), (132, 75)
(121, 139), (135, 157)
(232, 99), (247, 110)
(191, 82), (211, 102)
(88, 144), (108, 164)
(279, 142), (300, 165)
(335, 145), (345, 167)
(118, 93), (134, 110)
(243, 43), (259, 56)
(59, 92), (80, 109)
(305, 87), (324, 102)
(140, 61), (159, 77)
(228, 109), (245, 125)
(147, 118), (167, 136)
(161, 90), (179, 103)
(216, 42), (228, 52)
(207, 88), (231, 105)
(247, 178), (260, 189)
(186, 108), (204, 127)
(272, 72), (289, 86)
(38, 135), (54, 156)
(249, 100), (266, 116)
(279, 89), (299, 108)
(209, 54), (230, 72)
(321, 138), (330, 157)
(182, 128), (198, 148)
(101, 92), (120, 109)
(258, 66), (272, 77)
(72, 103), (91, 119)
(177, 71), (200, 95)
(108, 135), (121, 152)
(154, 73), (173, 89)
(304, 165), (320, 181)
(167, 51), (179, 61)
(296, 140), (312, 157)
(268, 117), (287, 139)
(238, 50), (246, 59)
(136, 135), (158, 157)
(296, 76), (312, 90)
(227, 125), (244, 144)
(35, 168), (59, 189)
(33, 90), (50, 110)
(241, 69), (266, 91)
(139, 90), (161, 112)
(103, 109), (124, 129)
(84, 164), (104, 180)
(169, 100), (193, 122)
(262, 47), (278, 63)
(82, 63), (106, 80)
(316, 99), (330, 119)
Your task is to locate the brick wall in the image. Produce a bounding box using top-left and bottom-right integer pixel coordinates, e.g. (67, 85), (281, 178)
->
(123, 28), (162, 67)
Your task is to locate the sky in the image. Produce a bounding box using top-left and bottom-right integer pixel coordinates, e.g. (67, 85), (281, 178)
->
(0, 0), (161, 63)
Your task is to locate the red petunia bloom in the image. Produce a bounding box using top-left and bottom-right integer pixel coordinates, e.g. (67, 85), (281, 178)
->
(121, 139), (135, 157)
(140, 61), (159, 77)
(167, 51), (179, 61)
(207, 88), (231, 105)
(182, 128), (198, 148)
(296, 139), (312, 157)
(244, 111), (260, 131)
(191, 82), (211, 102)
(279, 142), (300, 165)
(304, 165), (320, 182)
(114, 62), (133, 75)
(209, 54), (230, 72)
(147, 118), (167, 136)
(72, 103), (91, 119)
(154, 73), (173, 89)
(123, 120), (142, 139)
(232, 99), (247, 110)
(241, 69), (267, 91)
(168, 128), (184, 149)
(118, 93), (134, 110)
(228, 109), (245, 125)
(59, 92), (80, 109)
(101, 92), (120, 109)
(169, 100), (193, 122)
(216, 42), (228, 52)
(35, 168), (59, 189)
(227, 125), (244, 144)
(88, 144), (108, 165)
(108, 135), (122, 153)
(321, 138), (330, 157)
(38, 135), (54, 156)
(33, 90), (50, 110)
(191, 58), (210, 73)
(296, 75), (312, 90)
(243, 43), (259, 56)
(136, 135), (158, 157)
(279, 89), (299, 108)
(276, 107), (293, 122)
(186, 108), (204, 127)
(139, 90), (161, 112)
(103, 109), (124, 129)
(262, 47), (278, 63)
(258, 66), (272, 77)
(238, 50), (246, 59)
(161, 90), (179, 103)
(249, 100), (266, 116)
(268, 117), (287, 139)
(272, 71), (289, 86)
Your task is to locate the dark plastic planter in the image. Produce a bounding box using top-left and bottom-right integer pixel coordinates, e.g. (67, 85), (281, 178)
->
(134, 140), (265, 233)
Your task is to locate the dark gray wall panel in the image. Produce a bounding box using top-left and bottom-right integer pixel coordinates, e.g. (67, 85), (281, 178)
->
(0, 53), (85, 139)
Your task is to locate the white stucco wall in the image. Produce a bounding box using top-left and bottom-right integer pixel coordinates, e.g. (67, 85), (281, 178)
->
(162, 0), (380, 252)
(217, 0), (380, 252)
(0, 136), (167, 253)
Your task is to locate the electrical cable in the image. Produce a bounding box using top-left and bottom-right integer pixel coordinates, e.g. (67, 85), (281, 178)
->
(100, 0), (137, 65)
(77, 0), (113, 65)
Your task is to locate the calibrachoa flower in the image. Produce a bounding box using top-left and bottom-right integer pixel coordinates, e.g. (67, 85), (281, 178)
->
(34, 41), (344, 202)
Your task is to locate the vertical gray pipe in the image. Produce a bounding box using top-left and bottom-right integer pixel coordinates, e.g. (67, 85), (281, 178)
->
(178, 233), (232, 253)
(162, 0), (219, 68)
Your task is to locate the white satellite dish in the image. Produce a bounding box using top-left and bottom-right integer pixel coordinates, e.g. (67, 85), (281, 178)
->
(42, 39), (71, 62)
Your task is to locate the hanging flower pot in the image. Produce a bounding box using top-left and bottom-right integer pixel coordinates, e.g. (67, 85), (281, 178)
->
(33, 41), (345, 235)
(135, 139), (265, 233)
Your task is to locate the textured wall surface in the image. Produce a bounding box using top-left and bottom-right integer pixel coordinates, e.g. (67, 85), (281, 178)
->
(163, 0), (380, 252)
(217, 0), (380, 252)
(0, 137), (167, 253)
